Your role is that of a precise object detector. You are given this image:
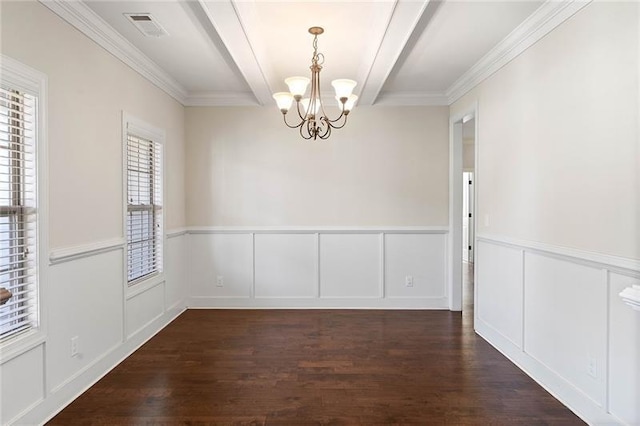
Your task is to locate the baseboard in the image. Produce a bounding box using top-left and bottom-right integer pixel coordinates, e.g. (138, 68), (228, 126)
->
(188, 296), (449, 309)
(475, 318), (620, 425)
(14, 306), (185, 425)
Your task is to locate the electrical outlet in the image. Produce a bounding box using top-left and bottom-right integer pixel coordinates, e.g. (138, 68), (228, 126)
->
(587, 356), (597, 378)
(484, 214), (490, 227)
(216, 275), (224, 287)
(405, 275), (414, 287)
(71, 336), (79, 357)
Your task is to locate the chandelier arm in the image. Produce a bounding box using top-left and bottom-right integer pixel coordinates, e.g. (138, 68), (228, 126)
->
(324, 108), (346, 124)
(283, 113), (304, 129)
(326, 114), (348, 130)
(314, 63), (330, 123)
(318, 119), (332, 139)
(299, 119), (313, 140)
(294, 100), (307, 121)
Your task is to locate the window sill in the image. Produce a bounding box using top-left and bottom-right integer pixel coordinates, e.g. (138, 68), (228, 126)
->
(126, 272), (165, 300)
(0, 329), (46, 365)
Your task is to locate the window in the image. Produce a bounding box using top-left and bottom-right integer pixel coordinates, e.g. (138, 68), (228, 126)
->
(0, 69), (40, 342)
(125, 118), (163, 285)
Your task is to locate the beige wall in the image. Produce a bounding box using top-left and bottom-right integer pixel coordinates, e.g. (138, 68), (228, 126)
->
(452, 2), (639, 259)
(185, 106), (449, 226)
(1, 1), (186, 249)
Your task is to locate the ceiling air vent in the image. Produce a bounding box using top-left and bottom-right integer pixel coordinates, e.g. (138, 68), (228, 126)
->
(124, 13), (168, 38)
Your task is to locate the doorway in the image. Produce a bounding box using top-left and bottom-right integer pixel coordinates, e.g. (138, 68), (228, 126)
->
(461, 119), (475, 314)
(448, 104), (477, 316)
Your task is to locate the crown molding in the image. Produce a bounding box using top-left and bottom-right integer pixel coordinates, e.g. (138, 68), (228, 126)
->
(375, 91), (448, 106)
(446, 0), (593, 105)
(184, 91), (259, 107)
(39, 0), (188, 104)
(38, 0), (594, 109)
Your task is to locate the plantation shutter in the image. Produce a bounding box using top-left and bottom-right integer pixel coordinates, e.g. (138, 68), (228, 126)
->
(0, 86), (38, 341)
(126, 133), (162, 284)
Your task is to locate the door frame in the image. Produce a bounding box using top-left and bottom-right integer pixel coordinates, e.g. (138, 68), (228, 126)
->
(448, 101), (478, 311)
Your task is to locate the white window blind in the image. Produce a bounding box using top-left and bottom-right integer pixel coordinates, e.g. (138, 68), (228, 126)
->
(126, 133), (162, 284)
(0, 85), (38, 341)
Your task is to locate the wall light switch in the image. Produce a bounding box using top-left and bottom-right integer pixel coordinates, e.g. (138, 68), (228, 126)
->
(484, 214), (490, 227)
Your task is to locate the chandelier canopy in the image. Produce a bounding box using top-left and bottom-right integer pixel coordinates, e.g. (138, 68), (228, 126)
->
(272, 27), (357, 140)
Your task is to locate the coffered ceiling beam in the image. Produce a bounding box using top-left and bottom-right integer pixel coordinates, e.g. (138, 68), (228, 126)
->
(197, 0), (272, 106)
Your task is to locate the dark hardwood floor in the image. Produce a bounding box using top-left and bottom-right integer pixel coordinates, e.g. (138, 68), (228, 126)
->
(50, 266), (583, 425)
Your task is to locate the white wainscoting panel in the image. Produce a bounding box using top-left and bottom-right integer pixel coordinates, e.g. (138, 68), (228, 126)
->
(319, 234), (381, 298)
(608, 272), (640, 425)
(476, 240), (523, 348)
(0, 344), (44, 424)
(255, 234), (317, 298)
(524, 252), (607, 407)
(126, 282), (165, 339)
(384, 233), (446, 299)
(190, 233), (253, 298)
(5, 234), (187, 425)
(165, 235), (188, 309)
(47, 249), (124, 392)
(188, 228), (449, 308)
(475, 234), (640, 424)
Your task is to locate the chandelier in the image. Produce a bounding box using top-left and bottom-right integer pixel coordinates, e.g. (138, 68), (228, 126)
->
(272, 27), (357, 140)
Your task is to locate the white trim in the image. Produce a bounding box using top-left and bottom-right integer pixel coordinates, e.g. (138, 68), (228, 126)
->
(35, 0), (594, 108)
(166, 228), (188, 239)
(0, 55), (49, 364)
(184, 91), (258, 107)
(20, 307), (185, 426)
(358, 0), (430, 106)
(379, 234), (385, 299)
(188, 296), (449, 310)
(38, 0), (187, 104)
(49, 238), (125, 265)
(195, 0), (271, 106)
(477, 234), (640, 275)
(448, 102), (478, 311)
(315, 233), (321, 298)
(446, 0), (592, 104)
(0, 334), (46, 365)
(186, 226), (449, 234)
(374, 91), (449, 106)
(475, 320), (617, 425)
(125, 277), (165, 301)
(122, 113), (167, 308)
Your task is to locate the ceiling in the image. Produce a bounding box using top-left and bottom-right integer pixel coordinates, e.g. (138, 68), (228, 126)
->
(49, 0), (555, 107)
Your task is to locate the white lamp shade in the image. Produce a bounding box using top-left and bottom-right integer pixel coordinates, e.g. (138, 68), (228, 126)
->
(331, 79), (357, 99)
(285, 76), (310, 97)
(337, 94), (358, 111)
(301, 98), (320, 116)
(273, 92), (294, 111)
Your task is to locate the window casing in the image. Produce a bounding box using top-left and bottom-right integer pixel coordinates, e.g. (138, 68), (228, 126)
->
(0, 73), (39, 343)
(125, 120), (163, 285)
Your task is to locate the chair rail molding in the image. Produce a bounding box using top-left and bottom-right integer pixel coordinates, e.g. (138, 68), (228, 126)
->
(49, 238), (126, 265)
